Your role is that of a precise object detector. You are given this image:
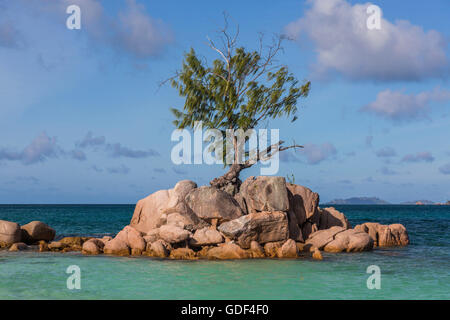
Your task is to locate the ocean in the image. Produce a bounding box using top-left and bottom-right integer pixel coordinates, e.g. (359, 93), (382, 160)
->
(0, 204), (449, 299)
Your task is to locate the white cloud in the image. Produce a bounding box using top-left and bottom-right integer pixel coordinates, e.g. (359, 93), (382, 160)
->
(285, 0), (449, 81)
(362, 88), (450, 122)
(0, 132), (60, 165)
(300, 142), (337, 164)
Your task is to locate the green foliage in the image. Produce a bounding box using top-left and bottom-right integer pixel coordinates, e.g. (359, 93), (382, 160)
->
(170, 45), (310, 132)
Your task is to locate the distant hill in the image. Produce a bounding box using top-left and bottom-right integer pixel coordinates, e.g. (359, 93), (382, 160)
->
(401, 200), (435, 205)
(325, 197), (390, 205)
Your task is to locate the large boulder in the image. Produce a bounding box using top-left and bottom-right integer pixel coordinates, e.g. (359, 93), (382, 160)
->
(185, 186), (243, 222)
(21, 221), (56, 243)
(218, 211), (289, 249)
(103, 238), (130, 256)
(301, 221), (318, 240)
(158, 225), (191, 244)
(115, 225), (146, 251)
(318, 207), (351, 230)
(305, 226), (346, 250)
(130, 180), (201, 233)
(354, 222), (409, 247)
(189, 227), (223, 247)
(323, 229), (373, 252)
(287, 210), (304, 242)
(0, 220), (21, 245)
(240, 176), (289, 213)
(286, 183), (319, 224)
(207, 243), (250, 259)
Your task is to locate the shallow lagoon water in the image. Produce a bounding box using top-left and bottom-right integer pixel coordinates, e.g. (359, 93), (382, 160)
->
(1, 204), (449, 299)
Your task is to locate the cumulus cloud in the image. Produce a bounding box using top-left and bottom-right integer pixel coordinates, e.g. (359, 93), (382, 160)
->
(112, 0), (173, 58)
(299, 142), (337, 165)
(57, 0), (173, 59)
(375, 147), (397, 158)
(107, 164), (130, 174)
(402, 152), (434, 163)
(439, 163), (450, 175)
(362, 88), (450, 122)
(285, 0), (449, 81)
(0, 132), (60, 165)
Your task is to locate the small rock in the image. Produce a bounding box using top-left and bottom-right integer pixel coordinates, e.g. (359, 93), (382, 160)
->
(0, 220), (21, 244)
(277, 239), (298, 258)
(158, 225), (191, 244)
(103, 238), (130, 256)
(21, 221), (56, 243)
(207, 243), (250, 260)
(249, 241), (265, 258)
(189, 227), (223, 247)
(169, 248), (196, 260)
(9, 242), (29, 252)
(312, 249), (323, 260)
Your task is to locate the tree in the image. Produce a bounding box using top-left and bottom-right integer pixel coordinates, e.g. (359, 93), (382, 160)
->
(169, 18), (310, 193)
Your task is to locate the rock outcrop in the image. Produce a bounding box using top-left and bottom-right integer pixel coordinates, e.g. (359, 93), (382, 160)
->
(354, 222), (409, 247)
(0, 176), (410, 261)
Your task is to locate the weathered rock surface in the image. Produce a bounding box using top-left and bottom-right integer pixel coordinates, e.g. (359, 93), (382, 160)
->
(323, 229), (373, 252)
(147, 239), (170, 258)
(103, 238), (130, 256)
(158, 225), (191, 244)
(286, 183), (319, 223)
(263, 241), (283, 258)
(354, 222), (409, 247)
(170, 248), (196, 260)
(218, 211), (288, 249)
(207, 243), (250, 260)
(130, 180), (202, 233)
(21, 221), (56, 243)
(240, 176), (289, 213)
(189, 227), (223, 247)
(249, 241), (265, 258)
(82, 239), (104, 255)
(305, 226), (346, 250)
(185, 186), (243, 222)
(277, 239), (298, 258)
(301, 221), (318, 241)
(116, 225), (146, 251)
(318, 207), (351, 230)
(0, 220), (21, 245)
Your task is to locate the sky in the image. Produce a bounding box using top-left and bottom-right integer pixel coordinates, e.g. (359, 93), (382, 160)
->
(0, 0), (449, 204)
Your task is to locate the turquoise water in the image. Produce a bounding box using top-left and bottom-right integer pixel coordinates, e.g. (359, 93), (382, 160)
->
(1, 205), (449, 299)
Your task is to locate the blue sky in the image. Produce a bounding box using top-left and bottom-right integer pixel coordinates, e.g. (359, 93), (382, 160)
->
(0, 0), (449, 204)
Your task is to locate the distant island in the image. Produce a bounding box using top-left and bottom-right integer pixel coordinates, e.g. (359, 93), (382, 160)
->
(325, 197), (390, 205)
(324, 197), (450, 205)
